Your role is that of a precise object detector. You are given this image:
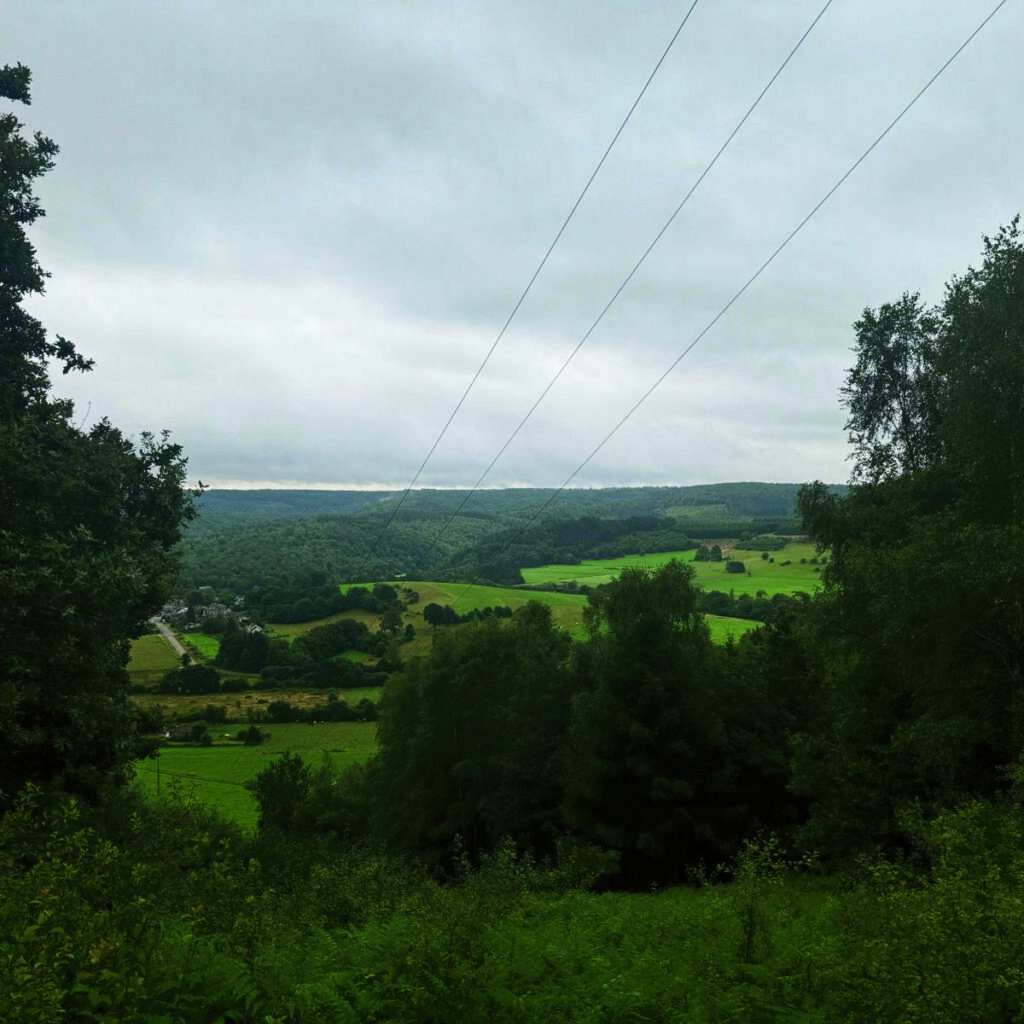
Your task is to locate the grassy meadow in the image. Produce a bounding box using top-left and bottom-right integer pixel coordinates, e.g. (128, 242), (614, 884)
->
(520, 540), (824, 598)
(705, 615), (761, 643)
(408, 579), (589, 639)
(336, 579), (593, 651)
(182, 631), (221, 659)
(133, 721), (378, 828)
(127, 632), (182, 685)
(264, 543), (818, 660)
(341, 576), (770, 647)
(269, 607), (380, 636)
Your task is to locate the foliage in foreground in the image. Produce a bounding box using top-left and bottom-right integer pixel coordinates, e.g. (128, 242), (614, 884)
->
(4, 789), (1024, 1024)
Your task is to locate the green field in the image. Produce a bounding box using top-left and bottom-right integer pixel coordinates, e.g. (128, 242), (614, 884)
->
(342, 574), (780, 649)
(336, 580), (595, 652)
(142, 545), (818, 710)
(181, 631), (221, 659)
(127, 633), (182, 684)
(705, 615), (761, 643)
(133, 721), (378, 828)
(128, 630), (223, 686)
(521, 542), (823, 599)
(409, 580), (588, 633)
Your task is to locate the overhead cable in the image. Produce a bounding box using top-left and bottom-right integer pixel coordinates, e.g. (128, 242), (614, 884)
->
(446, 0), (1010, 606)
(353, 2), (701, 580)
(423, 0), (836, 563)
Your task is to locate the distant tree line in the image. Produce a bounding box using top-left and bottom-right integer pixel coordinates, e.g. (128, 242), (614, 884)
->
(245, 580), (415, 626)
(261, 695), (378, 724)
(692, 543), (723, 561)
(698, 589), (803, 624)
(421, 603), (513, 627)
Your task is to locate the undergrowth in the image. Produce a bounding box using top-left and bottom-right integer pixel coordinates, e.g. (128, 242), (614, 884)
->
(2, 790), (1022, 1023)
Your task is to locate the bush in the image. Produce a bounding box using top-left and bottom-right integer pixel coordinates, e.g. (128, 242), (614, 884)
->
(189, 723), (212, 746)
(836, 801), (1024, 1022)
(725, 560), (746, 574)
(267, 700), (300, 724)
(159, 663), (221, 695)
(204, 704), (228, 724)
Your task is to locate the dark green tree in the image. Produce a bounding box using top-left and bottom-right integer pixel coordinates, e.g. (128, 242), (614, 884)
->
(158, 663), (221, 695)
(246, 752), (312, 832)
(371, 603), (573, 866)
(214, 622), (270, 673)
(796, 219), (1024, 857)
(842, 291), (941, 483)
(934, 217), (1024, 525)
(0, 65), (196, 811)
(561, 560), (735, 886)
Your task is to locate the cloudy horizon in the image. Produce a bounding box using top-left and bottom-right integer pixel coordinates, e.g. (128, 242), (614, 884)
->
(9, 1), (1022, 490)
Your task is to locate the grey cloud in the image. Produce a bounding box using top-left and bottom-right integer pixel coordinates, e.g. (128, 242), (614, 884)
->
(10, 0), (1024, 489)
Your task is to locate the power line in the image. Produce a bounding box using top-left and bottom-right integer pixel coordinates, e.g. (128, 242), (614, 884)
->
(353, 2), (701, 581)
(421, 0), (836, 565)
(445, 0), (1010, 603)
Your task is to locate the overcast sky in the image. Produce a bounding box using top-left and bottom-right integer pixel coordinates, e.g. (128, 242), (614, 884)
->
(9, 0), (1023, 490)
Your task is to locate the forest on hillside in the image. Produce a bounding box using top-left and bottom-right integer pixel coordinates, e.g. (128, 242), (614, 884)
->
(176, 482), (813, 598)
(5, 60), (1024, 1023)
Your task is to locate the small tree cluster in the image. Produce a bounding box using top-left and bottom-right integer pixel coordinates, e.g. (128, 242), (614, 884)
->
(693, 544), (723, 562)
(422, 603), (513, 628)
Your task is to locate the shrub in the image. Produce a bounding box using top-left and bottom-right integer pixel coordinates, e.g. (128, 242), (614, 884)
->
(189, 723), (212, 746)
(204, 704), (228, 724)
(837, 801), (1024, 1023)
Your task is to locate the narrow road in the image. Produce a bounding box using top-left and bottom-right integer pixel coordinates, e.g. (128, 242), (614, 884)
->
(149, 616), (187, 658)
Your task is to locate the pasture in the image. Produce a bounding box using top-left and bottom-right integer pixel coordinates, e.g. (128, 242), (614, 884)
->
(344, 575), (776, 648)
(182, 631), (221, 659)
(408, 579), (588, 635)
(332, 580), (595, 653)
(133, 721), (378, 828)
(520, 541), (823, 599)
(127, 633), (181, 685)
(705, 615), (760, 643)
(394, 579), (767, 645)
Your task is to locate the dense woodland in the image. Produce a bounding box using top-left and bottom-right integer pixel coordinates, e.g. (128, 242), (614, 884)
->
(5, 63), (1024, 1022)
(177, 484), (808, 597)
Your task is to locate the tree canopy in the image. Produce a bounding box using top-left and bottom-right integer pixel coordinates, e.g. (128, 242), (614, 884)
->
(0, 65), (197, 811)
(796, 218), (1024, 855)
